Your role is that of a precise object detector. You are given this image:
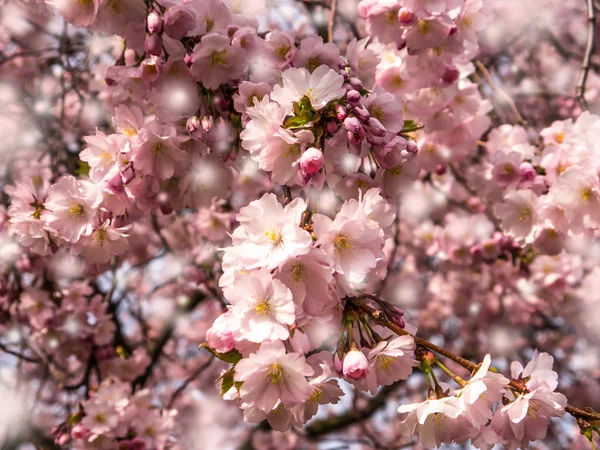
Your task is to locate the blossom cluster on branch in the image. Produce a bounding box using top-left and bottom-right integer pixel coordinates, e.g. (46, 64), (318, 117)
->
(1, 0), (600, 449)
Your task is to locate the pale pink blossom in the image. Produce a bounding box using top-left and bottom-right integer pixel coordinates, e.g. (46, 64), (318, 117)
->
(234, 340), (313, 412)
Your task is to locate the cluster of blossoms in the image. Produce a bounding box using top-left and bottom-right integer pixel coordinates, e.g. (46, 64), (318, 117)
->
(1, 0), (600, 449)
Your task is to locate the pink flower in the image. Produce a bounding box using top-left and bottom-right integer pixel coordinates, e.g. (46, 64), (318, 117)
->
(189, 33), (247, 90)
(224, 269), (296, 342)
(455, 354), (509, 428)
(72, 221), (130, 265)
(51, 0), (100, 27)
(230, 193), (313, 270)
(398, 396), (476, 448)
(163, 5), (196, 40)
(80, 131), (128, 183)
(342, 348), (370, 380)
(491, 352), (567, 448)
(495, 190), (538, 240)
(132, 121), (189, 180)
(42, 176), (102, 243)
(275, 249), (338, 321)
(364, 336), (417, 394)
(234, 340), (314, 412)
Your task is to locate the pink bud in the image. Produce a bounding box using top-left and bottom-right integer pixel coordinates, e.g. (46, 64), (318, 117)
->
(519, 162), (536, 181)
(345, 89), (361, 103)
(342, 349), (370, 380)
(147, 11), (163, 34)
(406, 140), (418, 154)
(202, 115), (214, 133)
(336, 104), (347, 121)
(398, 7), (414, 24)
(352, 104), (370, 121)
(299, 148), (324, 177)
(343, 117), (361, 133)
(186, 116), (201, 135)
(138, 56), (161, 83)
(435, 164), (447, 175)
(442, 65), (460, 84)
(122, 164), (135, 184)
(145, 33), (163, 57)
(71, 424), (90, 440)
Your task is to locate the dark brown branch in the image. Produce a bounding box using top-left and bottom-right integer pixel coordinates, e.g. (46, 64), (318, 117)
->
(347, 296), (600, 423)
(576, 0), (597, 110)
(305, 382), (401, 437)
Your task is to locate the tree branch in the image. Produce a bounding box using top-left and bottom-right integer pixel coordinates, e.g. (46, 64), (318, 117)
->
(576, 0), (597, 110)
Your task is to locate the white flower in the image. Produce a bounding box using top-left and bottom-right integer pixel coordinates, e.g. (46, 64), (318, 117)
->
(224, 269), (295, 343)
(270, 65), (345, 113)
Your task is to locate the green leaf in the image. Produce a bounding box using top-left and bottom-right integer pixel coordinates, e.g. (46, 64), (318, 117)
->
(219, 369), (235, 396)
(199, 343), (242, 364)
(283, 96), (319, 129)
(77, 161), (90, 177)
(401, 119), (424, 134)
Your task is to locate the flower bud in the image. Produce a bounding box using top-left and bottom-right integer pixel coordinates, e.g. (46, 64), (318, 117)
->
(345, 89), (361, 103)
(406, 140), (418, 154)
(342, 348), (370, 380)
(347, 126), (366, 145)
(352, 104), (370, 121)
(147, 11), (163, 34)
(398, 7), (414, 24)
(299, 147), (324, 177)
(138, 56), (161, 83)
(343, 116), (361, 133)
(202, 115), (214, 133)
(435, 164), (447, 175)
(186, 116), (201, 135)
(145, 33), (163, 57)
(519, 162), (536, 181)
(348, 77), (363, 90)
(336, 104), (347, 121)
(71, 424), (90, 440)
(442, 65), (460, 84)
(365, 116), (387, 137)
(122, 164), (135, 185)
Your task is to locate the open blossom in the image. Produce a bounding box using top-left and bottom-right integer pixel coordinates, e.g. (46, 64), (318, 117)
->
(189, 33), (247, 90)
(42, 176), (102, 243)
(398, 396), (476, 448)
(270, 65), (346, 113)
(455, 354), (509, 427)
(495, 190), (538, 240)
(275, 249), (337, 321)
(223, 269), (295, 342)
(230, 193), (313, 270)
(132, 121), (189, 180)
(364, 336), (418, 394)
(234, 340), (314, 413)
(72, 222), (130, 265)
(80, 131), (128, 183)
(491, 352), (567, 448)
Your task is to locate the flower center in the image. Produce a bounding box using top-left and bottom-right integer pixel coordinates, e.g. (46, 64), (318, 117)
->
(265, 229), (284, 247)
(93, 229), (108, 246)
(291, 263), (305, 282)
(266, 364), (284, 385)
(376, 354), (397, 372)
(69, 204), (84, 217)
(255, 299), (271, 315)
(334, 233), (352, 252)
(210, 49), (227, 66)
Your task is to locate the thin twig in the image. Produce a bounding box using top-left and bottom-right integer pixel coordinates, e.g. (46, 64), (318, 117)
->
(474, 60), (527, 126)
(327, 0), (337, 43)
(576, 0), (597, 110)
(166, 355), (214, 409)
(347, 295), (600, 423)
